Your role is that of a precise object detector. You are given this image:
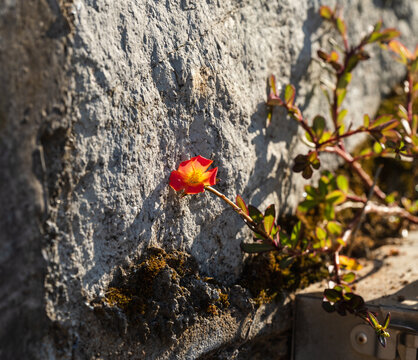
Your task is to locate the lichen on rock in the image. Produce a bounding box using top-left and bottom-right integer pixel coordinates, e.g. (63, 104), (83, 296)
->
(93, 248), (231, 342)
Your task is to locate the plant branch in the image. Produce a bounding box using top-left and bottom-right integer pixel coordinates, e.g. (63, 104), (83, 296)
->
(406, 72), (414, 127)
(318, 127), (369, 148)
(205, 186), (275, 243)
(323, 146), (387, 201)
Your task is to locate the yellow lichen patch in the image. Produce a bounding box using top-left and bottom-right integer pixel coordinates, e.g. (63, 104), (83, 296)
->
(104, 287), (132, 310)
(141, 254), (167, 281)
(254, 289), (276, 306)
(218, 291), (230, 308)
(206, 304), (219, 316)
(102, 248), (197, 320)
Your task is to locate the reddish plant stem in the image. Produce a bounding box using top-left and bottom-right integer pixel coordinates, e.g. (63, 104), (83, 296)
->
(353, 151), (376, 162)
(331, 75), (340, 131)
(406, 72), (414, 132)
(332, 14), (349, 53)
(346, 194), (367, 203)
(323, 146), (387, 201)
(269, 93), (317, 142)
(365, 202), (418, 224)
(318, 127), (369, 148)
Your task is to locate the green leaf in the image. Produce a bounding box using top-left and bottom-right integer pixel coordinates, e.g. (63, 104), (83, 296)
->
(312, 116), (326, 139)
(373, 21), (382, 33)
(365, 26), (399, 45)
(334, 283), (353, 300)
(297, 199), (318, 213)
(411, 58), (418, 72)
(248, 205), (263, 224)
(337, 109), (348, 126)
(284, 84), (296, 106)
(341, 272), (356, 283)
(336, 175), (349, 193)
(319, 6), (333, 19)
(236, 195), (249, 216)
(363, 114), (371, 128)
(240, 242), (276, 253)
(279, 231), (290, 247)
(304, 185), (317, 199)
(336, 89), (347, 107)
(321, 131), (332, 143)
(340, 255), (363, 270)
(336, 18), (346, 37)
(324, 289), (341, 303)
(266, 109), (272, 127)
(338, 123), (345, 136)
(385, 192), (397, 205)
(308, 152), (320, 169)
(290, 221), (302, 248)
(383, 313), (391, 330)
(326, 221), (343, 235)
(368, 312), (380, 329)
(318, 178), (328, 196)
(305, 131), (313, 143)
(269, 74), (277, 95)
(324, 203), (335, 220)
(346, 54), (361, 72)
(337, 237), (345, 246)
(315, 226), (327, 243)
(367, 31), (385, 44)
(325, 190), (346, 204)
(380, 28), (400, 42)
(371, 115), (393, 129)
(271, 225), (279, 238)
(337, 72), (352, 90)
(373, 141), (383, 154)
(264, 204), (276, 235)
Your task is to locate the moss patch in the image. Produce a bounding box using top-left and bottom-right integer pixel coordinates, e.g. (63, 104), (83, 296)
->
(241, 244), (328, 305)
(94, 248), (231, 341)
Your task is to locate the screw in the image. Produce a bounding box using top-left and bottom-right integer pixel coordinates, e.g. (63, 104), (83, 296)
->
(356, 332), (368, 345)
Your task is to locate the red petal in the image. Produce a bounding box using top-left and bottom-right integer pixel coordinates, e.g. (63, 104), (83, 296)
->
(177, 158), (194, 175)
(177, 155), (213, 175)
(184, 184), (205, 194)
(169, 171), (186, 191)
(201, 167), (218, 186)
(193, 155), (213, 172)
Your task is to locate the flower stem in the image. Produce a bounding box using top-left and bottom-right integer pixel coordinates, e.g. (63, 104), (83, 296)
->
(205, 186), (274, 242)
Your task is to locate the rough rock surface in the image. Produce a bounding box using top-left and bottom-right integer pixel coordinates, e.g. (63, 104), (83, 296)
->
(0, 0), (417, 359)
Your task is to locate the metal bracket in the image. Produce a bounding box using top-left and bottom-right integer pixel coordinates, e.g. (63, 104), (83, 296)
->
(293, 293), (418, 360)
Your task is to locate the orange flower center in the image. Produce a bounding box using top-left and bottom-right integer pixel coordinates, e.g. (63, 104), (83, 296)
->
(186, 169), (204, 185)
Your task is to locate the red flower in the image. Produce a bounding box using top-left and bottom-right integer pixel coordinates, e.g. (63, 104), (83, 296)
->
(169, 156), (218, 194)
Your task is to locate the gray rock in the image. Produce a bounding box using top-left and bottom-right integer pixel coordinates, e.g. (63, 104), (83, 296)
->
(0, 0), (416, 359)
